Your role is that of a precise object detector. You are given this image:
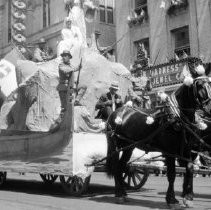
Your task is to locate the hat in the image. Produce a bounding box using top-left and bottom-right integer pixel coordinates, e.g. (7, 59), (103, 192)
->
(110, 81), (119, 90)
(61, 50), (72, 58)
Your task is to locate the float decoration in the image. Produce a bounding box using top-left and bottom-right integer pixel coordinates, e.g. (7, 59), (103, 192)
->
(167, 0), (188, 16)
(127, 9), (148, 27)
(11, 0), (27, 55)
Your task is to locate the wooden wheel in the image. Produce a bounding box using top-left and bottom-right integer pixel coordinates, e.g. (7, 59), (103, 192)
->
(0, 172), (6, 187)
(123, 166), (149, 190)
(40, 174), (58, 184)
(60, 175), (90, 196)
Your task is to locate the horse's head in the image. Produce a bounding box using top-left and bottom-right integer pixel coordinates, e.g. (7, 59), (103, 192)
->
(193, 76), (211, 116)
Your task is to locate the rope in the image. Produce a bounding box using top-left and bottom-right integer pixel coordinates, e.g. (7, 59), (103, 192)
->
(101, 29), (130, 56)
(192, 150), (211, 162)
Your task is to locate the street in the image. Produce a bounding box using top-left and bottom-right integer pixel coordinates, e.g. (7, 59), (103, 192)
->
(0, 172), (210, 210)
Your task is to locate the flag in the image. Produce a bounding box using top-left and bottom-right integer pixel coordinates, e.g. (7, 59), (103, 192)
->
(0, 47), (26, 97)
(0, 59), (17, 97)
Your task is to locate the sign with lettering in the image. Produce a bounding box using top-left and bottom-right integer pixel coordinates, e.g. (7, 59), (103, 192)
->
(144, 61), (186, 88)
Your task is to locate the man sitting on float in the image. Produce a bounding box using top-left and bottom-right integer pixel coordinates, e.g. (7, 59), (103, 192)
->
(33, 38), (54, 62)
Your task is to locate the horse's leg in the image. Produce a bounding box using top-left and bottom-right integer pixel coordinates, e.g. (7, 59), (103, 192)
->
(114, 149), (133, 203)
(180, 159), (194, 208)
(165, 156), (179, 206)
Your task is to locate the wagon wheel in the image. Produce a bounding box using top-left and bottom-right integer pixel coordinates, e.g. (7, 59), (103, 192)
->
(0, 172), (7, 187)
(40, 174), (58, 184)
(123, 166), (149, 190)
(60, 175), (90, 196)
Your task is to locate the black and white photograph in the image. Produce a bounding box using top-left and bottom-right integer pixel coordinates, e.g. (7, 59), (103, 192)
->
(0, 0), (211, 209)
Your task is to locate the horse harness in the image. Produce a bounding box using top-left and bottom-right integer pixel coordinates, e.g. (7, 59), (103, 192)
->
(107, 93), (211, 163)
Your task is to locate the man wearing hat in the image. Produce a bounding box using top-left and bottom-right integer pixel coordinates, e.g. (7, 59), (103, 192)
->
(95, 81), (123, 121)
(33, 38), (53, 62)
(57, 50), (74, 115)
(57, 50), (87, 112)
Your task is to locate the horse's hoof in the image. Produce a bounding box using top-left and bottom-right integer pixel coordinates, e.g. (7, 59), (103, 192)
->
(168, 203), (183, 210)
(183, 198), (194, 208)
(115, 197), (125, 204)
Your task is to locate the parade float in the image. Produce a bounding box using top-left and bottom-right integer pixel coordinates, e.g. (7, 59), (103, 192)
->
(0, 0), (155, 195)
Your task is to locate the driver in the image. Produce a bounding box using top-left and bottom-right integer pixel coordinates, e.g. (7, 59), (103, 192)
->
(95, 81), (123, 121)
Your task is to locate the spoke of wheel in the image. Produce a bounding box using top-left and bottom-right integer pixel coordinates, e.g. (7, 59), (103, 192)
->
(132, 174), (137, 186)
(135, 173), (142, 182)
(66, 177), (72, 184)
(75, 182), (79, 192)
(123, 173), (127, 180)
(128, 175), (131, 186)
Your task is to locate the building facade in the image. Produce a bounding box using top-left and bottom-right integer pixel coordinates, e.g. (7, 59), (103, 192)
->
(115, 0), (211, 70)
(0, 0), (116, 59)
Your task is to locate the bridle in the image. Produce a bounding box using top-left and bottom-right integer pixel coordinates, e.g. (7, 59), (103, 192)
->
(192, 77), (211, 113)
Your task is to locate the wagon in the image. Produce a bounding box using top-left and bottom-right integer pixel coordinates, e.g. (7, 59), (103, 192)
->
(0, 77), (150, 197)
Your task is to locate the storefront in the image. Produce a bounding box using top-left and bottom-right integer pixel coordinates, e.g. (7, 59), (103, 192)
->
(141, 59), (189, 108)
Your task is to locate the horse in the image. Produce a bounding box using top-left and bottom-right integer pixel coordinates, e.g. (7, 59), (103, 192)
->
(105, 75), (211, 208)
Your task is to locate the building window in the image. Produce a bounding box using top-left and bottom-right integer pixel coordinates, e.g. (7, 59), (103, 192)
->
(43, 0), (51, 28)
(99, 0), (106, 22)
(134, 0), (148, 20)
(8, 0), (12, 43)
(172, 26), (190, 59)
(99, 0), (114, 24)
(135, 38), (150, 60)
(133, 38), (150, 72)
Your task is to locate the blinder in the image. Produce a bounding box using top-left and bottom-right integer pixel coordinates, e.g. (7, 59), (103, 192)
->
(193, 77), (211, 112)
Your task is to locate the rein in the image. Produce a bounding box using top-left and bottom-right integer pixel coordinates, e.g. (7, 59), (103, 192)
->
(168, 93), (211, 150)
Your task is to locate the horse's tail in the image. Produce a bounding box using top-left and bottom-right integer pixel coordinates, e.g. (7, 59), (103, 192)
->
(105, 121), (119, 178)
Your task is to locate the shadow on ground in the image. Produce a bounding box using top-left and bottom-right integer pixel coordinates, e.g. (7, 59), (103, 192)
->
(158, 191), (211, 200)
(1, 178), (155, 200)
(89, 196), (169, 209)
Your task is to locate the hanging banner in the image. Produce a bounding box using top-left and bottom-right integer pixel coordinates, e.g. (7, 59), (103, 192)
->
(145, 61), (187, 88)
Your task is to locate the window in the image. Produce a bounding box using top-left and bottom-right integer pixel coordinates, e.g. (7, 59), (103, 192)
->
(134, 0), (148, 20)
(172, 26), (190, 59)
(135, 38), (150, 60)
(43, 0), (51, 28)
(99, 0), (114, 24)
(107, 0), (113, 24)
(134, 38), (150, 70)
(99, 0), (106, 22)
(8, 0), (12, 42)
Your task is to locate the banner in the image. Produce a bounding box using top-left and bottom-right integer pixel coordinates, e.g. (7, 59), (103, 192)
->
(144, 61), (187, 88)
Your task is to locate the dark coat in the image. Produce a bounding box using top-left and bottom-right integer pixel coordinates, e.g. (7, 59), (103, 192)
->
(95, 91), (123, 119)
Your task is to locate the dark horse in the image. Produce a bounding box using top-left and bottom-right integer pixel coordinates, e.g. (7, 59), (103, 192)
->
(105, 76), (211, 208)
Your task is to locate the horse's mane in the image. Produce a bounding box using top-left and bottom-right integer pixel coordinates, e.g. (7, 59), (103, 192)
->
(174, 84), (196, 122)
